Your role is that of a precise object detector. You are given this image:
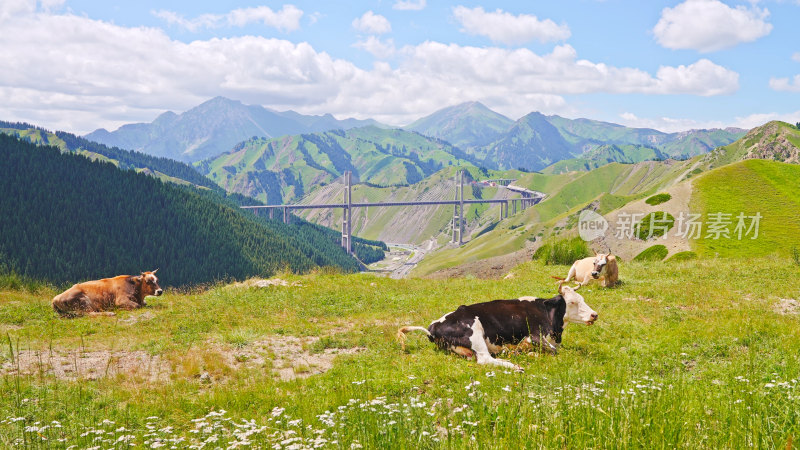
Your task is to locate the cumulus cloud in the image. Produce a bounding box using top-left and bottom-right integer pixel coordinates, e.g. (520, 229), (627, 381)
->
(352, 11), (391, 34)
(153, 5), (303, 32)
(620, 110), (800, 133)
(769, 75), (800, 93)
(399, 43), (737, 97)
(452, 6), (570, 45)
(393, 0), (426, 11)
(654, 59), (739, 96)
(618, 112), (728, 133)
(767, 53), (800, 92)
(653, 0), (772, 52)
(353, 36), (396, 59)
(0, 5), (741, 133)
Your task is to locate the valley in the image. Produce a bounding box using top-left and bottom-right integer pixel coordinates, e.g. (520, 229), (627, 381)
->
(5, 2), (800, 448)
(3, 99), (799, 282)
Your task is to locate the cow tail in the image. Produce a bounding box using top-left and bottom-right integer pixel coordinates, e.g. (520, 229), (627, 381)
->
(397, 326), (431, 350)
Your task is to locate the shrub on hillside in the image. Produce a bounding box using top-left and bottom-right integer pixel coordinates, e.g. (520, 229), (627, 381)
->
(633, 245), (668, 262)
(645, 193), (671, 206)
(666, 251), (697, 263)
(533, 237), (591, 265)
(635, 212), (675, 240)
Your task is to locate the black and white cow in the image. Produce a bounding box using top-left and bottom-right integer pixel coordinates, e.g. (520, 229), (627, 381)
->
(397, 283), (598, 371)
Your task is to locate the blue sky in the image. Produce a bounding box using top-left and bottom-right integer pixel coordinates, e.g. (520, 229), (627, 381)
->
(1, 0), (799, 134)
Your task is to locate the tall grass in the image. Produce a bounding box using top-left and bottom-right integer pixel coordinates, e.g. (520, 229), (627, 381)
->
(2, 258), (800, 448)
(532, 237), (591, 265)
(0, 270), (52, 294)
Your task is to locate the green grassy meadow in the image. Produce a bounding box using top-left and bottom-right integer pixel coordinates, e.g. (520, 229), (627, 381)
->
(692, 159), (800, 258)
(2, 258), (800, 448)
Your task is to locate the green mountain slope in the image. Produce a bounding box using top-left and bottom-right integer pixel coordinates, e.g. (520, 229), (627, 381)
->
(1, 121), (223, 193)
(295, 166), (521, 245)
(196, 126), (476, 205)
(691, 159), (800, 258)
(404, 101), (514, 149)
(413, 121), (795, 276)
(659, 128), (748, 159)
(413, 158), (697, 276)
(701, 121), (800, 170)
(85, 97), (381, 163)
(479, 112), (576, 171)
(405, 104), (745, 172)
(0, 133), (367, 286)
(542, 144), (667, 174)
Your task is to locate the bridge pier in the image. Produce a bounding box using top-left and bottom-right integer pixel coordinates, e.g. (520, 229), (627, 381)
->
(283, 207), (290, 224)
(341, 171), (352, 255)
(451, 170), (464, 245)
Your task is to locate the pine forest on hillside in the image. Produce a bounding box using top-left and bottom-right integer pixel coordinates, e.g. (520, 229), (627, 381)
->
(0, 133), (386, 286)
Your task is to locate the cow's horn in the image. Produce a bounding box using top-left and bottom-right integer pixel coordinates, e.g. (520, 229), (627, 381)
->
(572, 283), (582, 291)
(152, 268), (158, 274)
(557, 280), (565, 295)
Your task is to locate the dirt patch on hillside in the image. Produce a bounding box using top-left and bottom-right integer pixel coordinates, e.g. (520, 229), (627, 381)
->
(1, 334), (363, 382)
(1, 349), (170, 382)
(425, 244), (536, 280)
(596, 180), (694, 261)
(774, 298), (800, 315)
(230, 278), (303, 288)
(209, 335), (364, 381)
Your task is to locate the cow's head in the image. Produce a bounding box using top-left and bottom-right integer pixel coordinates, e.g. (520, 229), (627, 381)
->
(591, 254), (611, 279)
(558, 282), (598, 325)
(140, 269), (163, 297)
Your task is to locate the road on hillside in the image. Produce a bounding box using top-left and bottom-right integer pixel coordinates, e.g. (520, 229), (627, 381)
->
(367, 239), (436, 279)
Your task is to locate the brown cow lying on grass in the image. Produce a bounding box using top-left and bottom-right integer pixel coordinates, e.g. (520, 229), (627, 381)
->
(52, 270), (162, 317)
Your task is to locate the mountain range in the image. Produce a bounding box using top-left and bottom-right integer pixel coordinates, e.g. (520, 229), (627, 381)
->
(195, 126), (475, 205)
(85, 97), (381, 163)
(3, 105), (799, 281)
(407, 104), (746, 171)
(85, 97), (746, 173)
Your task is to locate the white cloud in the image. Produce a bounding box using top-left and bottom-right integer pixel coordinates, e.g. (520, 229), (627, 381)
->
(769, 75), (800, 92)
(618, 112), (728, 133)
(653, 0), (772, 52)
(0, 6), (741, 133)
(731, 110), (800, 129)
(153, 5), (303, 32)
(620, 110), (800, 133)
(654, 59), (739, 96)
(452, 6), (570, 45)
(393, 0), (426, 11)
(768, 52), (800, 92)
(399, 43), (737, 98)
(353, 36), (396, 59)
(352, 11), (391, 35)
(0, 0), (35, 20)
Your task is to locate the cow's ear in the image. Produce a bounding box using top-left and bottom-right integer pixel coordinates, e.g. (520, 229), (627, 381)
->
(132, 275), (142, 284)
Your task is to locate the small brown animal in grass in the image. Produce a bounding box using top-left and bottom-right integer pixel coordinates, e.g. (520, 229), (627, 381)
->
(52, 270), (163, 317)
